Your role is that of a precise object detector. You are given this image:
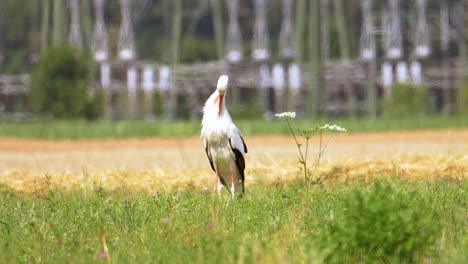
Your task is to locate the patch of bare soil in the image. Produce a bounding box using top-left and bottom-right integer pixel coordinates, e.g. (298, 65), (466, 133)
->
(0, 129), (466, 193)
(1, 129), (467, 152)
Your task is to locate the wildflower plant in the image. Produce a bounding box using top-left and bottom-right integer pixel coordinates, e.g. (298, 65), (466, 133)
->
(275, 112), (347, 185)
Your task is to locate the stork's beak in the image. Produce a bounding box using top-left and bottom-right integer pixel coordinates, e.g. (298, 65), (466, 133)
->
(216, 75), (229, 115)
(218, 94), (224, 114)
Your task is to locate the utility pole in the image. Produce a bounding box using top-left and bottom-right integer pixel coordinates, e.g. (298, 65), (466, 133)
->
(252, 0), (271, 118)
(295, 0), (306, 66)
(306, 0), (320, 118)
(68, 0), (83, 50)
(0, 1), (3, 67)
(210, 0), (224, 60)
(360, 0), (377, 119)
(41, 0), (51, 54)
(168, 0), (182, 120)
(333, 0), (354, 117)
(320, 0), (330, 65)
(457, 0), (468, 113)
(92, 0), (111, 119)
(80, 0), (93, 51)
(52, 0), (67, 46)
(440, 2), (451, 114)
(171, 0), (182, 70)
(278, 0), (295, 114)
(461, 1), (468, 64)
(333, 0), (349, 60)
(225, 0), (243, 110)
(225, 0), (242, 64)
(118, 0), (137, 119)
(462, 1), (468, 75)
(30, 1), (42, 62)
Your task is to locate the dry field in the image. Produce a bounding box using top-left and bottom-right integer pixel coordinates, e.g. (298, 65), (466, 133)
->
(1, 129), (467, 194)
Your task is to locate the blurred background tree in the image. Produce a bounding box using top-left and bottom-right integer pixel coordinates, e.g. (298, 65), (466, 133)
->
(381, 83), (432, 118)
(29, 46), (99, 119)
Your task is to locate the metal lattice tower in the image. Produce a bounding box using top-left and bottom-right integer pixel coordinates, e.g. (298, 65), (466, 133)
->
(359, 0), (375, 61)
(411, 60), (422, 85)
(225, 0), (243, 63)
(381, 8), (394, 90)
(68, 0), (83, 49)
(272, 63), (285, 91)
(385, 0), (402, 60)
(279, 0), (294, 61)
(440, 3), (450, 53)
(382, 8), (390, 51)
(52, 0), (67, 46)
(91, 0), (109, 62)
(396, 61), (408, 83)
(439, 2), (455, 113)
(252, 0), (270, 62)
(320, 0), (330, 64)
(118, 0), (136, 61)
(0, 0), (3, 66)
(414, 0), (430, 59)
(142, 65), (155, 92)
(464, 0), (468, 61)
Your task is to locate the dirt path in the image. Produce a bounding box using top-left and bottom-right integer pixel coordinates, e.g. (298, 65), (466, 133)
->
(1, 129), (467, 152)
(0, 129), (466, 193)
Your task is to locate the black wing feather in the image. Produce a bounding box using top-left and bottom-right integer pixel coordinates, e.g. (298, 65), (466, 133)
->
(229, 139), (246, 183)
(204, 141), (215, 172)
(241, 136), (248, 153)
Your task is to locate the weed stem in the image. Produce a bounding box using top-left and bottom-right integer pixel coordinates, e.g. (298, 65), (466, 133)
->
(285, 119), (307, 181)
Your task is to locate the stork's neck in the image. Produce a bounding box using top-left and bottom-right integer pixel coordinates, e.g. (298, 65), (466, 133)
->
(202, 90), (231, 123)
(201, 103), (232, 141)
(217, 91), (227, 116)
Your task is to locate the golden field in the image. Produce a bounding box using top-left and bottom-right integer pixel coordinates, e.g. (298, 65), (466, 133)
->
(1, 129), (467, 194)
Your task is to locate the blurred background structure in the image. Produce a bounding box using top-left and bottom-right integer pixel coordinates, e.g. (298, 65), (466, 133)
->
(0, 0), (467, 120)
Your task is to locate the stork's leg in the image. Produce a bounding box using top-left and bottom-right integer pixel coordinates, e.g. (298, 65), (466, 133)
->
(231, 172), (235, 199)
(216, 170), (223, 197)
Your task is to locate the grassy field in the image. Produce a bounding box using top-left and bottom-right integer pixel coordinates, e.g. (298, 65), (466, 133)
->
(1, 117), (466, 263)
(0, 115), (466, 139)
(0, 180), (466, 263)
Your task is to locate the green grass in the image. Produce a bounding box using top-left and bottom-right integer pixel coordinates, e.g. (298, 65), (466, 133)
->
(0, 115), (467, 139)
(0, 180), (466, 263)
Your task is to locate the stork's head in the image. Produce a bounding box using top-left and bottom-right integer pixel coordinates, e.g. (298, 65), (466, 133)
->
(202, 75), (230, 118)
(217, 75), (229, 95)
(216, 75), (228, 114)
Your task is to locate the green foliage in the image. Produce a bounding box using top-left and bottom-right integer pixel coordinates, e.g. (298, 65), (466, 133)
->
(0, 115), (467, 140)
(176, 92), (191, 120)
(0, 0), (39, 73)
(229, 103), (263, 120)
(152, 91), (165, 117)
(84, 90), (104, 120)
(0, 180), (466, 263)
(381, 83), (432, 118)
(180, 36), (217, 63)
(29, 46), (94, 119)
(315, 181), (442, 262)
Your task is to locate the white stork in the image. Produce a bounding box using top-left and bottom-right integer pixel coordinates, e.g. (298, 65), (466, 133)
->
(201, 75), (247, 198)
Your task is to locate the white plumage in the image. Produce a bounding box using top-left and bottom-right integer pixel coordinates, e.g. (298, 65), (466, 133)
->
(201, 75), (247, 197)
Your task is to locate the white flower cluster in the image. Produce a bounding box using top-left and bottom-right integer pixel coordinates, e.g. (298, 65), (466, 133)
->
(275, 112), (296, 119)
(321, 124), (347, 132)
